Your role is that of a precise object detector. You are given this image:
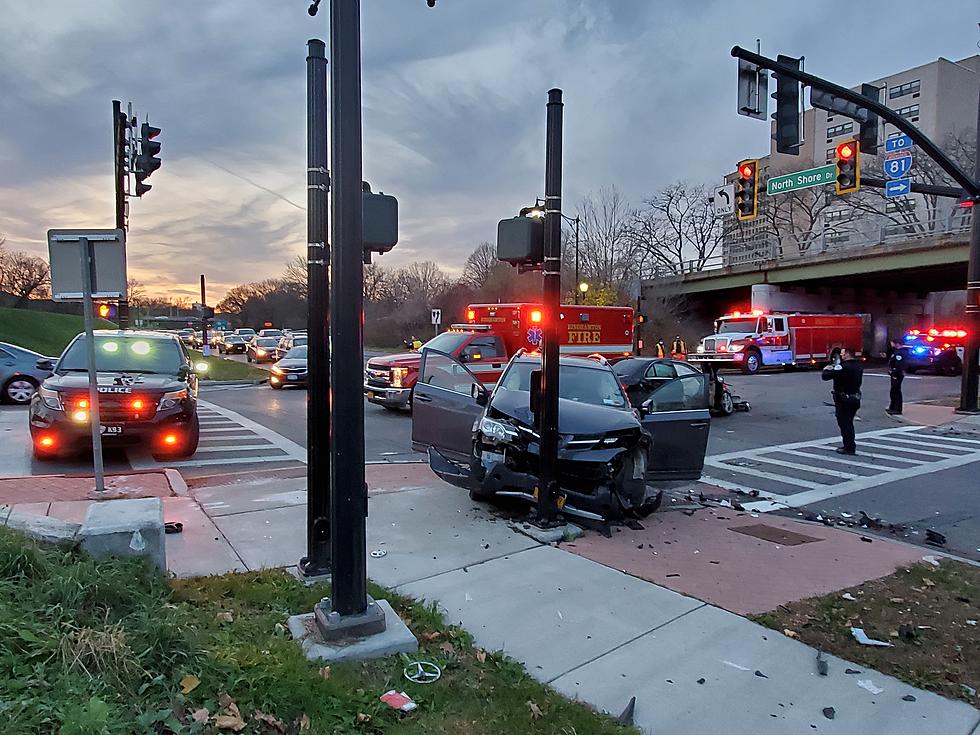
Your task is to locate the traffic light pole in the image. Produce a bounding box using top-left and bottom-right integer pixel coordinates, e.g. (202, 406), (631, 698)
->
(961, 89), (980, 413)
(112, 101), (130, 329)
(300, 38), (332, 578)
(199, 275), (210, 357)
(79, 237), (106, 494)
(535, 88), (564, 529)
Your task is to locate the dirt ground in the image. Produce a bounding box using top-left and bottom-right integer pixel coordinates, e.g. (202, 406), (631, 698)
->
(752, 559), (979, 705)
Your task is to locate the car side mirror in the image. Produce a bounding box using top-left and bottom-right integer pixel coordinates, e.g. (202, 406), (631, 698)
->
(36, 358), (56, 371)
(639, 398), (655, 417)
(471, 382), (489, 406)
(529, 368), (542, 425)
(458, 353), (468, 363)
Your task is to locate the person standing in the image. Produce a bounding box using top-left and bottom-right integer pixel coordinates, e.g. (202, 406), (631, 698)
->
(886, 340), (906, 415)
(822, 346), (864, 455)
(671, 335), (687, 360)
(655, 339), (666, 358)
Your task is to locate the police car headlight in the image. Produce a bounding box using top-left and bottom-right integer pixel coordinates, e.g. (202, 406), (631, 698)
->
(479, 417), (516, 443)
(38, 386), (63, 410)
(696, 344), (705, 353)
(158, 389), (189, 410)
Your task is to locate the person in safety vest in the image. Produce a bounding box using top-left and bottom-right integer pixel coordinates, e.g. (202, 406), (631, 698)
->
(655, 339), (666, 358)
(671, 335), (686, 360)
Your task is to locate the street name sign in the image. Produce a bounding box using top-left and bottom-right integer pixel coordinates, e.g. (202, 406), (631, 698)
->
(766, 164), (836, 196)
(884, 134), (913, 154)
(885, 178), (912, 198)
(713, 183), (735, 216)
(884, 153), (913, 180)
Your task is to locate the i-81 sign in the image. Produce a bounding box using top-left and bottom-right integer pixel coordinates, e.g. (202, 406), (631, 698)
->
(766, 164), (836, 196)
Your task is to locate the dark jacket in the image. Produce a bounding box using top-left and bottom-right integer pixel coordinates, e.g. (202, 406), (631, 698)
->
(822, 358), (864, 397)
(888, 350), (906, 377)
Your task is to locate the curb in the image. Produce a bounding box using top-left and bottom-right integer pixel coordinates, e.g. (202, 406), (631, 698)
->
(202, 379), (267, 387)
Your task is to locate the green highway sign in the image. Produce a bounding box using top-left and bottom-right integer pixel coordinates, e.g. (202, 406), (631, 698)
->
(767, 164), (836, 196)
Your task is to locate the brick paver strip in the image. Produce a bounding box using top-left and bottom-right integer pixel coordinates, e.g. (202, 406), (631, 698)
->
(0, 472), (174, 504)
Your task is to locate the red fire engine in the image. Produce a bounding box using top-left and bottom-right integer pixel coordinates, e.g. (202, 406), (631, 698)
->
(690, 309), (864, 374)
(364, 303), (635, 409)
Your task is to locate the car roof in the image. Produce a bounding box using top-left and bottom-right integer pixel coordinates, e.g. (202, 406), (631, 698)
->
(0, 341), (40, 356)
(512, 354), (613, 372)
(89, 330), (180, 340)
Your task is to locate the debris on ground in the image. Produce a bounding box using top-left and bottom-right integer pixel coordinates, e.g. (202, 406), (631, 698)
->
(857, 679), (884, 695)
(921, 555), (941, 567)
(902, 695), (917, 702)
(816, 651), (828, 676)
(615, 697), (635, 726)
(822, 707), (836, 720)
(841, 593), (857, 601)
(845, 668), (862, 675)
(380, 690), (417, 713)
(850, 627), (893, 647)
(925, 529), (947, 547)
(754, 670), (768, 679)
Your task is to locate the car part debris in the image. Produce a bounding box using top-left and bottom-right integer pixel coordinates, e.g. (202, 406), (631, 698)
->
(380, 690), (417, 712)
(844, 668), (862, 675)
(921, 555), (941, 567)
(754, 670), (768, 679)
(816, 651), (828, 676)
(902, 695), (916, 702)
(924, 529), (947, 547)
(850, 627), (893, 647)
(697, 678), (706, 685)
(857, 680), (883, 695)
(370, 549), (387, 558)
(403, 661), (441, 684)
(615, 697), (636, 726)
(822, 707), (836, 720)
(859, 510), (883, 529)
(841, 593), (857, 601)
(897, 623), (916, 641)
(164, 521), (183, 534)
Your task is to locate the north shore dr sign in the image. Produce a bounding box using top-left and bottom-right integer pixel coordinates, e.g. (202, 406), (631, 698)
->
(766, 164), (837, 196)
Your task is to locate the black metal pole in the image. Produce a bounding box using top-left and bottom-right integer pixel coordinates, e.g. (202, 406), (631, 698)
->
(200, 274), (209, 353)
(300, 38), (332, 575)
(329, 0), (368, 614)
(113, 100), (130, 328)
(574, 216), (580, 305)
(958, 88), (980, 413)
(535, 88), (564, 528)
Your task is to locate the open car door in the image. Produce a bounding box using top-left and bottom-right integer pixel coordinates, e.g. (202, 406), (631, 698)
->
(640, 373), (711, 480)
(411, 349), (486, 463)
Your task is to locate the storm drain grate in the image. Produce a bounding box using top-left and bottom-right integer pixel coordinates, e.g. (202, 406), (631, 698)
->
(729, 523), (822, 546)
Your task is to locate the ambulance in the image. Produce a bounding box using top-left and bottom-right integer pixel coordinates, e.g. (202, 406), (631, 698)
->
(364, 303), (635, 410)
(690, 309), (864, 374)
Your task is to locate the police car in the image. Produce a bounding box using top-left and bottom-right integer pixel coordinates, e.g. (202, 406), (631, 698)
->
(900, 328), (966, 376)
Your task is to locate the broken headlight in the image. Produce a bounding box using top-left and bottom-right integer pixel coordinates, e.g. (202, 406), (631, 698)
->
(479, 416), (517, 444)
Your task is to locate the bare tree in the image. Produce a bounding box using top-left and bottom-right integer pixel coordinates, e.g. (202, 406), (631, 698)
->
(576, 186), (638, 289)
(634, 182), (724, 274)
(0, 250), (51, 306)
(461, 242), (497, 289)
(282, 255), (307, 291)
(363, 262), (396, 303)
(396, 261), (448, 302)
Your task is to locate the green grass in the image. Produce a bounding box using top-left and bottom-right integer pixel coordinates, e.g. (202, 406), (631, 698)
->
(0, 527), (634, 735)
(188, 350), (268, 382)
(0, 306), (115, 356)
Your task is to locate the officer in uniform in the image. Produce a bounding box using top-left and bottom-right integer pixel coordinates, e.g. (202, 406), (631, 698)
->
(886, 340), (905, 415)
(671, 335), (686, 360)
(822, 346), (864, 455)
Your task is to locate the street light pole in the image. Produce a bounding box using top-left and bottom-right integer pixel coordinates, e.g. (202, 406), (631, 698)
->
(959, 87), (980, 413)
(573, 216), (580, 304)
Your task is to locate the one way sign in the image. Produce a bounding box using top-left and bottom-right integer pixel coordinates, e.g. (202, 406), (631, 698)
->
(885, 178), (911, 199)
(713, 184), (735, 216)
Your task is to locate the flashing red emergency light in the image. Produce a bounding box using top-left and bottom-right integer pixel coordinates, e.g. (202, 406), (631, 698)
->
(163, 434), (178, 445)
(466, 309), (475, 321)
(530, 310), (542, 323)
(39, 436), (55, 448)
(132, 399), (144, 410)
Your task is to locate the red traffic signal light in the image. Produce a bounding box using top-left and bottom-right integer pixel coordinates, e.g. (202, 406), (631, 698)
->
(836, 141), (855, 160)
(95, 303), (118, 321)
(98, 304), (110, 318)
(835, 139), (860, 195)
(739, 162), (755, 178)
(735, 159), (759, 221)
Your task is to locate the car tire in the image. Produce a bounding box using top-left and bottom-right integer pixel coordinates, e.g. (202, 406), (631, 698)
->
(270, 381), (283, 390)
(719, 390), (735, 416)
(742, 349), (761, 375)
(906, 366), (918, 375)
(943, 357), (963, 377)
(3, 376), (39, 405)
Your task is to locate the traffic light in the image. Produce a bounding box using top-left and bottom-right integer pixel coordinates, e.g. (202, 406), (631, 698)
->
(637, 314), (647, 324)
(771, 55), (802, 155)
(497, 209), (544, 267)
(857, 84), (880, 155)
(96, 302), (118, 321)
(134, 121), (162, 197)
(735, 160), (759, 221)
(834, 139), (860, 195)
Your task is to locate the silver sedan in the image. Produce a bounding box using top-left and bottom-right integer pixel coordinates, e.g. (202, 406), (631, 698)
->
(0, 342), (54, 405)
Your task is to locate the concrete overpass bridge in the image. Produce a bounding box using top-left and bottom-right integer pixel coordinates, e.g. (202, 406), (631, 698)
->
(642, 211), (972, 354)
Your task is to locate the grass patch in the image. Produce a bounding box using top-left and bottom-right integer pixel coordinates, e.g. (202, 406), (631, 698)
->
(0, 306), (115, 355)
(189, 350), (268, 382)
(751, 560), (979, 704)
(0, 527), (635, 734)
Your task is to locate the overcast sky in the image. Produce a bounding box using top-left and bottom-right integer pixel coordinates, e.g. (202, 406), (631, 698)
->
(1, 0), (977, 300)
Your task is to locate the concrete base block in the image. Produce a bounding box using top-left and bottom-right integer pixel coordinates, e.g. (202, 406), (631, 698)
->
(511, 521), (583, 544)
(287, 598), (418, 663)
(79, 497), (165, 570)
(5, 510), (80, 544)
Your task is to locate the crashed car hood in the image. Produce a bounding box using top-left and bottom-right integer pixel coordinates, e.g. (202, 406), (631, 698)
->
(489, 388), (639, 434)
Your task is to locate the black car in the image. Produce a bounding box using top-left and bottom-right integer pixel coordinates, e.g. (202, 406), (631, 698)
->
(247, 337), (280, 363)
(29, 331), (203, 461)
(900, 344), (963, 376)
(613, 357), (742, 416)
(269, 345), (308, 389)
(412, 350), (711, 521)
(220, 334), (247, 354)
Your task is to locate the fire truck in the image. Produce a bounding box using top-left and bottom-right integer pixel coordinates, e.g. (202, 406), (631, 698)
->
(900, 327), (967, 375)
(364, 303), (635, 410)
(690, 310), (864, 374)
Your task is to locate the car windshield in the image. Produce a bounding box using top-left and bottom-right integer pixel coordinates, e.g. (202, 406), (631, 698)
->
(285, 345), (307, 359)
(58, 336), (184, 374)
(498, 361), (627, 409)
(422, 332), (470, 354)
(255, 338), (279, 347)
(293, 336), (308, 346)
(716, 318), (759, 334)
(226, 336), (243, 343)
(237, 330), (255, 336)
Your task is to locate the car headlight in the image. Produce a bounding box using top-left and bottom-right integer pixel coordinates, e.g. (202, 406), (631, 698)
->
(257, 349), (267, 356)
(271, 366), (284, 375)
(479, 416), (517, 443)
(696, 344), (705, 353)
(158, 389), (189, 410)
(391, 367), (409, 388)
(730, 344), (745, 352)
(38, 386), (63, 410)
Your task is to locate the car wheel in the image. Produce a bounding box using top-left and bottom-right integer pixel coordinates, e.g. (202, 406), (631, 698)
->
(719, 390), (735, 416)
(3, 377), (39, 405)
(906, 366), (918, 375)
(742, 350), (761, 375)
(177, 419), (200, 458)
(943, 357), (962, 377)
(270, 380), (283, 390)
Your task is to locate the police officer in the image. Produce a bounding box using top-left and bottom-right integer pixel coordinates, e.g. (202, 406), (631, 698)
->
(655, 339), (667, 358)
(886, 340), (905, 415)
(822, 346), (863, 455)
(671, 335), (686, 360)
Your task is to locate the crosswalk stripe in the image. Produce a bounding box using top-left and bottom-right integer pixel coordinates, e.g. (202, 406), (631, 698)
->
(913, 433), (980, 446)
(703, 460), (823, 489)
(706, 425), (920, 462)
(200, 427), (256, 434)
(155, 455), (302, 468)
(870, 435), (974, 453)
(191, 445), (287, 454)
(735, 456), (859, 479)
(858, 438), (963, 459)
(800, 444), (925, 465)
(783, 448), (907, 471)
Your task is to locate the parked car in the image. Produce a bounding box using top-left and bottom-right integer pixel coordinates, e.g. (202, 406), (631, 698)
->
(29, 331), (203, 461)
(269, 345), (308, 389)
(275, 333), (308, 360)
(219, 334), (247, 354)
(246, 337), (280, 363)
(412, 349), (711, 521)
(0, 342), (55, 405)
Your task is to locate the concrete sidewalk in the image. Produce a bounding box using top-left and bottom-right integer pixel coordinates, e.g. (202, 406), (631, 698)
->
(164, 471), (980, 735)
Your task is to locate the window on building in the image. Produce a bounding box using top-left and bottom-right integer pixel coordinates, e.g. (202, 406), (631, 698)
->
(896, 104), (919, 120)
(824, 210), (847, 225)
(827, 122), (853, 139)
(826, 232), (850, 245)
(885, 199), (917, 214)
(889, 80), (920, 100)
(826, 148), (837, 163)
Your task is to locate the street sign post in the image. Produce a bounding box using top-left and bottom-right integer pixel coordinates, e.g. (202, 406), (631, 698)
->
(48, 229), (126, 301)
(885, 134), (914, 154)
(884, 153), (913, 180)
(713, 184), (735, 216)
(885, 178), (912, 198)
(431, 308), (441, 337)
(766, 164), (836, 196)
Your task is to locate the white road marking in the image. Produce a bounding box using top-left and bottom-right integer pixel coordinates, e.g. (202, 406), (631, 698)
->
(861, 435), (973, 453)
(799, 444), (925, 465)
(197, 399), (307, 461)
(704, 460), (823, 489)
(734, 456), (860, 479)
(781, 448), (907, 472)
(922, 433), (980, 446)
(857, 438), (962, 459)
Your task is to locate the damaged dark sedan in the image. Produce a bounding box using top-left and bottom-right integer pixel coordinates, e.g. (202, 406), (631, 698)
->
(411, 350), (711, 522)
